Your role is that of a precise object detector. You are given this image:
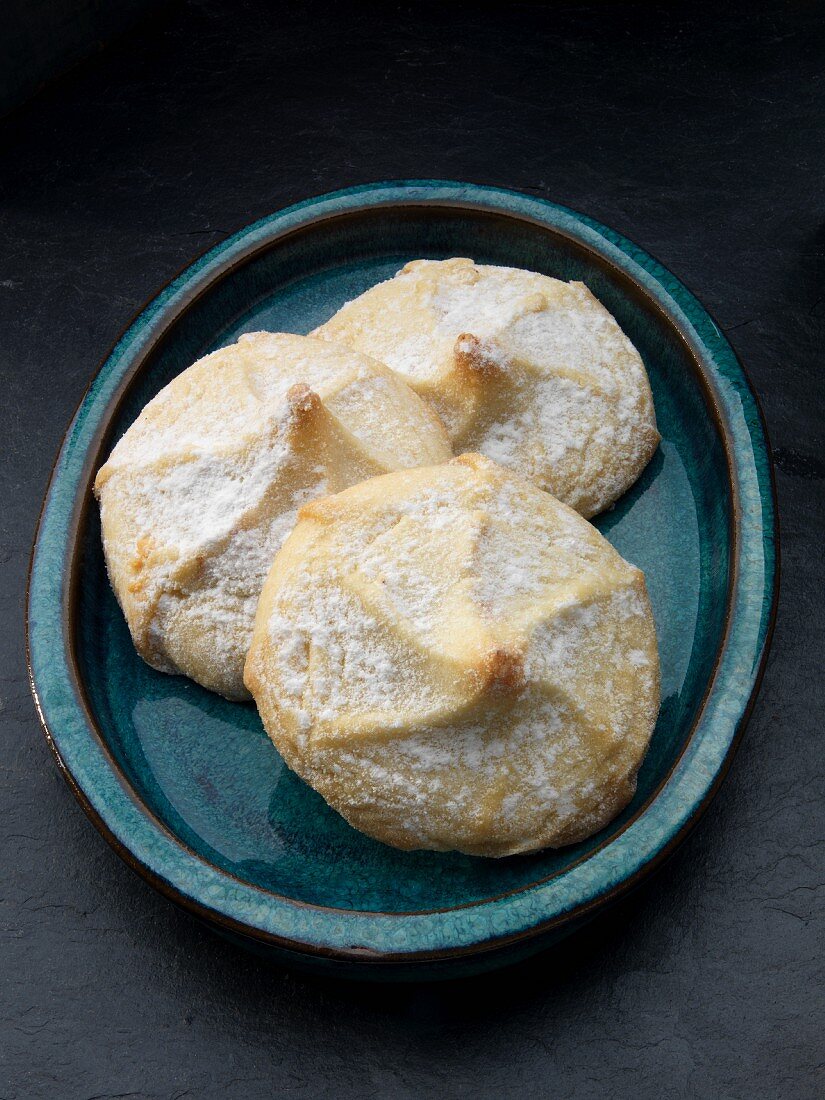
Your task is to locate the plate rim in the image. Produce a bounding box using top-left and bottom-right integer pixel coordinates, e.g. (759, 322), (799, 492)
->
(26, 180), (779, 964)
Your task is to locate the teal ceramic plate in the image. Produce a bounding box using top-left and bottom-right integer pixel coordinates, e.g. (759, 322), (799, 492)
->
(27, 182), (777, 979)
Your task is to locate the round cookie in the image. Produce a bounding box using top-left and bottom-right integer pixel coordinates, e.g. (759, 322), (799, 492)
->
(245, 453), (660, 856)
(313, 258), (660, 517)
(94, 332), (451, 700)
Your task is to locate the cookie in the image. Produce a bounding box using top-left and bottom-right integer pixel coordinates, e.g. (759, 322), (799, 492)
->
(245, 453), (660, 855)
(314, 258), (659, 516)
(94, 332), (451, 699)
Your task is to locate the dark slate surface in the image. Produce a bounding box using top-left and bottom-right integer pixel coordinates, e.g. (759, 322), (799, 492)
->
(0, 2), (822, 1096)
(0, 0), (162, 119)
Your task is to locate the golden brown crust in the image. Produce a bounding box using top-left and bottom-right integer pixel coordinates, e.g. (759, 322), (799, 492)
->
(96, 333), (452, 700)
(453, 333), (506, 380)
(246, 454), (660, 856)
(285, 381), (322, 419)
(477, 646), (526, 694)
(313, 259), (660, 517)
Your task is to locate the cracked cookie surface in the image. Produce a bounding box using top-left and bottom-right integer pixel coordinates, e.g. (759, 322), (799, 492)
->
(313, 258), (660, 517)
(245, 454), (660, 856)
(95, 332), (451, 700)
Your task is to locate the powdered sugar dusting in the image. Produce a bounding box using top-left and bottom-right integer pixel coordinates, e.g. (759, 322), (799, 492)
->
(252, 457), (660, 855)
(95, 333), (450, 699)
(313, 259), (659, 516)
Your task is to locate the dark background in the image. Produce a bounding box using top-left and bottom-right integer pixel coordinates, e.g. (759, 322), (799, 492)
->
(1, 2), (823, 1096)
